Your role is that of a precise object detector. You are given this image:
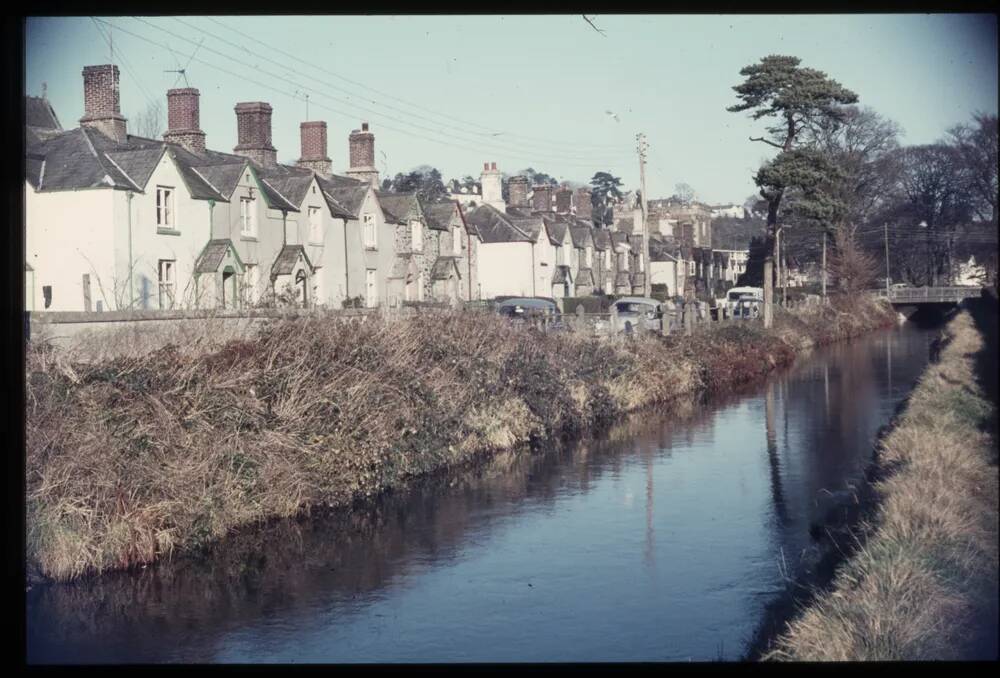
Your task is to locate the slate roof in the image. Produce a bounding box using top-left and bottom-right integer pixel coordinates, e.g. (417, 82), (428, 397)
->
(610, 231), (631, 250)
(431, 256), (461, 280)
(575, 267), (595, 286)
(271, 245), (313, 276)
(194, 239), (243, 274)
(26, 96), (61, 132)
(591, 229), (612, 251)
(569, 225), (594, 249)
(422, 201), (458, 232)
(552, 265), (573, 284)
(317, 176), (369, 218)
(465, 204), (540, 244)
(375, 191), (420, 224)
(614, 214), (635, 234)
(649, 235), (680, 262)
(541, 215), (569, 246)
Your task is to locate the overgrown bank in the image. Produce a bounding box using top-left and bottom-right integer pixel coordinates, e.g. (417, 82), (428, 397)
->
(26, 296), (894, 582)
(764, 310), (999, 661)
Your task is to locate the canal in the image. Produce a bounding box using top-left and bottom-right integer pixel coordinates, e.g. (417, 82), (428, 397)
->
(27, 324), (938, 663)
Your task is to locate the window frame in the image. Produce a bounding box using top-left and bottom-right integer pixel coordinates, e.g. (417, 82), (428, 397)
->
(240, 196), (256, 238)
(410, 219), (423, 252)
(156, 186), (174, 228)
(158, 258), (176, 309)
(363, 214), (377, 249)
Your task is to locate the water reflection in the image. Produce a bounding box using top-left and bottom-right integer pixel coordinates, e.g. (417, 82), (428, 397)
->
(28, 326), (936, 664)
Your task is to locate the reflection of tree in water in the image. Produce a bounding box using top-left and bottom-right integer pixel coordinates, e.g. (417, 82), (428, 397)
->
(29, 402), (714, 662)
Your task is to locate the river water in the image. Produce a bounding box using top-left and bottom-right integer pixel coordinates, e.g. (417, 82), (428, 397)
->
(27, 324), (938, 663)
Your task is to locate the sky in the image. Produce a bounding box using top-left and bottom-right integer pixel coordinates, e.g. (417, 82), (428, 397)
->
(26, 14), (999, 205)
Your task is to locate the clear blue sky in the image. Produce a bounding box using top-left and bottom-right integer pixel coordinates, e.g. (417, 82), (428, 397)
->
(26, 14), (998, 205)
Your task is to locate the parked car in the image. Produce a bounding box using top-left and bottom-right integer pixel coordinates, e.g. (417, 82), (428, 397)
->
(732, 295), (761, 319)
(609, 296), (663, 334)
(724, 286), (763, 318)
(495, 297), (564, 329)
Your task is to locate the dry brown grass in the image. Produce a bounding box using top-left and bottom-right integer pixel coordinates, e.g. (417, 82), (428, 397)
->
(765, 311), (999, 661)
(25, 297), (896, 582)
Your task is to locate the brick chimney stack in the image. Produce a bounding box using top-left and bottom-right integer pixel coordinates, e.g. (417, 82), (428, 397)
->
(555, 186), (572, 214)
(346, 121), (379, 188)
(80, 64), (127, 142)
(573, 188), (593, 219)
(233, 102), (277, 168)
(297, 121), (332, 176)
(532, 184), (553, 213)
(508, 175), (530, 208)
(163, 87), (206, 154)
(480, 161), (504, 211)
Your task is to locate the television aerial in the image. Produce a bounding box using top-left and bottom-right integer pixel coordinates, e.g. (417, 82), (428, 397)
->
(164, 38), (205, 88)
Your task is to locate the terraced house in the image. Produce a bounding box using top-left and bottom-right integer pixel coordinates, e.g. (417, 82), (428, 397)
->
(24, 63), (422, 313)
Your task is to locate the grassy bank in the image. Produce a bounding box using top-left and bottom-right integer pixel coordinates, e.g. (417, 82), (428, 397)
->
(764, 310), (999, 661)
(26, 295), (895, 582)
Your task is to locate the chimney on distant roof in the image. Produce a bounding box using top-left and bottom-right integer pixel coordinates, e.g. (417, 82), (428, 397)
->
(346, 121), (379, 188)
(508, 175), (530, 208)
(573, 187), (593, 219)
(80, 64), (127, 143)
(532, 184), (553, 213)
(163, 87), (206, 154)
(554, 186), (572, 214)
(297, 121), (332, 176)
(480, 161), (504, 211)
(233, 101), (277, 167)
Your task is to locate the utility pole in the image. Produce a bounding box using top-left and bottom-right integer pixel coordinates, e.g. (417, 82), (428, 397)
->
(636, 132), (651, 297)
(884, 222), (891, 295)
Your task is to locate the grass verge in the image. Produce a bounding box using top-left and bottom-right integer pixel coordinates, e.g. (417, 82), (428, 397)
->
(26, 295), (895, 582)
(763, 310), (999, 660)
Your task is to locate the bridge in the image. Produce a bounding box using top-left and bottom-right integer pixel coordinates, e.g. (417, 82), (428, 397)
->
(874, 286), (983, 305)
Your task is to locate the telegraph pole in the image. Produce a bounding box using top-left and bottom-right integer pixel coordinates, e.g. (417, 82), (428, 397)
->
(637, 133), (651, 297)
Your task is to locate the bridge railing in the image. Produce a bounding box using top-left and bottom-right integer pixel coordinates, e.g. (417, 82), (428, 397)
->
(873, 286), (982, 303)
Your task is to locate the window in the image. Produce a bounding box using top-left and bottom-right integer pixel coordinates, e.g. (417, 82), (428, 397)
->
(585, 246), (593, 267)
(604, 250), (611, 269)
(689, 261), (696, 275)
(309, 207), (322, 243)
(363, 214), (377, 248)
(410, 220), (423, 251)
(556, 245), (564, 266)
(158, 259), (176, 309)
(416, 272), (425, 301)
(619, 252), (629, 271)
(240, 197), (256, 237)
(365, 269), (377, 307)
(453, 228), (462, 255)
(156, 186), (174, 227)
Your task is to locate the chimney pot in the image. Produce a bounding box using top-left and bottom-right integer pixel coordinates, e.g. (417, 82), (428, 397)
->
(483, 162), (490, 171)
(80, 64), (127, 142)
(163, 87), (205, 153)
(233, 101), (277, 167)
(362, 122), (369, 132)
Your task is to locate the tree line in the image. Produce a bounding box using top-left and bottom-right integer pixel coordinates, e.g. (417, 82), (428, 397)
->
(729, 54), (998, 295)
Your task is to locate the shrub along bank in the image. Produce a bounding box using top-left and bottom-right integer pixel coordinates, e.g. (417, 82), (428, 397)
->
(26, 295), (895, 582)
(764, 310), (999, 661)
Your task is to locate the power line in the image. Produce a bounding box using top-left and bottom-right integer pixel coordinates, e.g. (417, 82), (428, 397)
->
(201, 15), (632, 154)
(130, 16), (632, 165)
(90, 18), (159, 113)
(92, 18), (624, 171)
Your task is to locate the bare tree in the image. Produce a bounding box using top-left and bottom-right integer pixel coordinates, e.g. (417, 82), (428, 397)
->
(134, 101), (165, 140)
(829, 225), (877, 296)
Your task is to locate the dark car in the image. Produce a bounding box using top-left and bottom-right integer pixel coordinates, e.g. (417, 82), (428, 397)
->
(495, 297), (565, 329)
